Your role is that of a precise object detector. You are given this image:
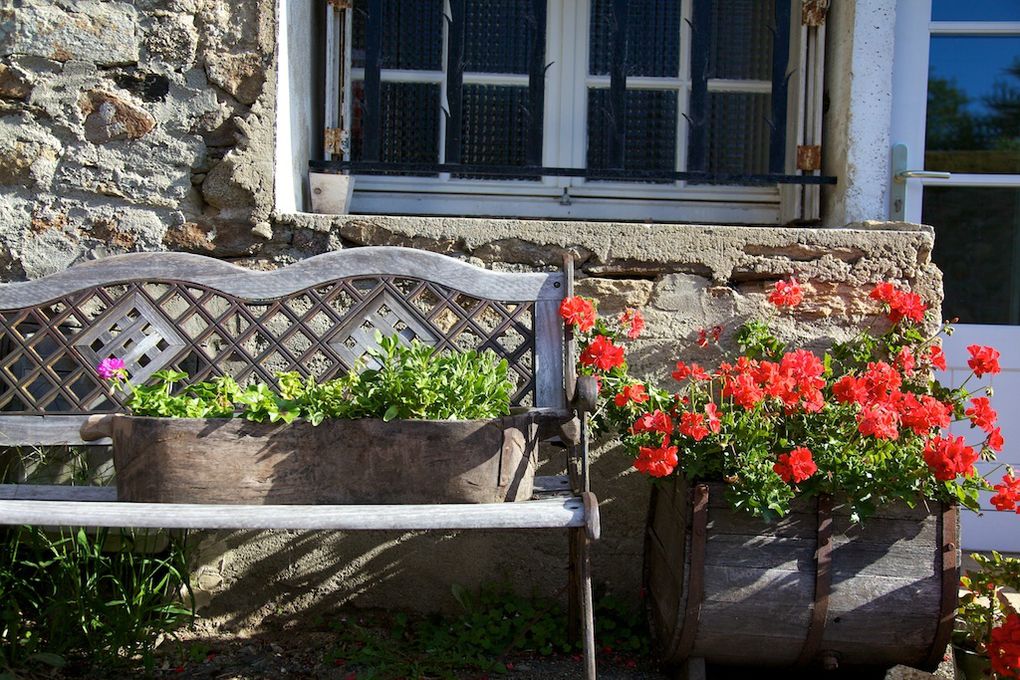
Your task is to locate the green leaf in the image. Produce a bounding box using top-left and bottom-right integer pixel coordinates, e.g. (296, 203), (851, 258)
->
(383, 405), (400, 422)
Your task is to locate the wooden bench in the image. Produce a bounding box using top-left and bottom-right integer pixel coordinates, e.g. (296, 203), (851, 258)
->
(0, 246), (600, 678)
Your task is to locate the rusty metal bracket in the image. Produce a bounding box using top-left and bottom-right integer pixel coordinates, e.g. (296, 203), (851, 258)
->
(798, 494), (834, 666)
(802, 0), (829, 26)
(324, 127), (349, 157)
(797, 145), (822, 172)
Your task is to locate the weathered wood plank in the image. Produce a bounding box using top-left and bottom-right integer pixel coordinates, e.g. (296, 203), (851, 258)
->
(534, 299), (566, 409)
(2, 479), (573, 502)
(0, 415), (110, 446)
(0, 484), (116, 501)
(0, 497), (587, 530)
(0, 247), (566, 308)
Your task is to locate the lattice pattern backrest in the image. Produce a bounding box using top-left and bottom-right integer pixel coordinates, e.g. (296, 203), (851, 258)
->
(0, 249), (566, 417)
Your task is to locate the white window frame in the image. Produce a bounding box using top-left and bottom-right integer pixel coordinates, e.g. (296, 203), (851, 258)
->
(319, 0), (826, 224)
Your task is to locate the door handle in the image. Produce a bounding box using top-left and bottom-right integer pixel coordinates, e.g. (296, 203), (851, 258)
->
(890, 144), (952, 220)
(895, 169), (952, 182)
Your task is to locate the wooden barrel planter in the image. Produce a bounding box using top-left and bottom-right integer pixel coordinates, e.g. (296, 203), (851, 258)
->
(80, 410), (544, 505)
(643, 477), (959, 670)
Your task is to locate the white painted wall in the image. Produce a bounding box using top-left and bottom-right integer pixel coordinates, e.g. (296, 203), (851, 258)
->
(822, 0), (898, 225)
(274, 0), (323, 214)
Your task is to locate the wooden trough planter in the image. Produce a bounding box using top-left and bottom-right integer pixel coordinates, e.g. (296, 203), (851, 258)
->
(643, 478), (959, 671)
(80, 410), (543, 505)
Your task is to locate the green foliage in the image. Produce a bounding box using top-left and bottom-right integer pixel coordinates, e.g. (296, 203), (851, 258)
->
(323, 585), (650, 679)
(123, 334), (514, 423)
(0, 525), (193, 675)
(957, 551), (1020, 652)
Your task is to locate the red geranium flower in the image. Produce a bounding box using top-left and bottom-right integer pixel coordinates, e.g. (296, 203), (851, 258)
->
(988, 427), (1005, 452)
(631, 410), (674, 436)
(614, 383), (649, 407)
(857, 401), (900, 440)
(832, 375), (868, 405)
(965, 396), (998, 433)
(723, 372), (765, 410)
(559, 296), (596, 332)
(678, 411), (710, 441)
(773, 447), (817, 484)
(967, 344), (1002, 378)
(619, 308), (645, 339)
(928, 344), (947, 371)
(899, 393), (952, 436)
(704, 402), (722, 434)
(768, 277), (804, 308)
(580, 335), (625, 371)
(870, 282), (927, 324)
(923, 435), (978, 481)
(895, 347), (916, 376)
(987, 614), (1020, 679)
(991, 473), (1020, 513)
(633, 438), (679, 478)
(672, 361), (710, 382)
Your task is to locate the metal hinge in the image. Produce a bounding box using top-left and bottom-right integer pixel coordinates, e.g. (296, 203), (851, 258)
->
(802, 0), (829, 26)
(324, 127), (349, 157)
(797, 145), (822, 172)
(327, 0), (352, 9)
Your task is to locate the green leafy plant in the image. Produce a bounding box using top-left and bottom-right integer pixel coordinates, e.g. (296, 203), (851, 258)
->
(100, 333), (515, 424)
(0, 525), (193, 675)
(560, 279), (1016, 522)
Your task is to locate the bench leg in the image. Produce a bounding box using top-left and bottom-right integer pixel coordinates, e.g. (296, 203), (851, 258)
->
(570, 526), (596, 679)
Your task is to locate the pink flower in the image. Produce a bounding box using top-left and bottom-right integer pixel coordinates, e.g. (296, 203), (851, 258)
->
(97, 357), (127, 381)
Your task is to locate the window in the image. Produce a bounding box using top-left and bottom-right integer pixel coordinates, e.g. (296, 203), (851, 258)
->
(316, 0), (829, 223)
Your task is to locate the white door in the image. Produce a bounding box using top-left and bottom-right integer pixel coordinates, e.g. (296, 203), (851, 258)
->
(892, 0), (1020, 551)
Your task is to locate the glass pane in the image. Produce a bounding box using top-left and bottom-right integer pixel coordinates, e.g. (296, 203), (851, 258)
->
(587, 89), (678, 180)
(933, 0), (1020, 21)
(705, 92), (771, 174)
(927, 36), (1020, 173)
(351, 82), (441, 172)
(924, 187), (1020, 324)
(589, 0), (681, 78)
(709, 0), (774, 80)
(459, 85), (535, 179)
(352, 0), (444, 71)
(464, 0), (539, 75)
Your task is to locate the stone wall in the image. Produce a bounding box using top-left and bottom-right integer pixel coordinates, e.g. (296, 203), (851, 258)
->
(1, 1), (944, 632)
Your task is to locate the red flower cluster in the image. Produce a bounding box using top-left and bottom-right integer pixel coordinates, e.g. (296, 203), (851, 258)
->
(773, 447), (817, 484)
(672, 361), (710, 382)
(631, 410), (673, 436)
(966, 396), (998, 432)
(619, 308), (645, 339)
(559, 296), (596, 331)
(929, 343), (947, 371)
(633, 438), (678, 477)
(718, 350), (825, 413)
(870, 282), (928, 324)
(614, 383), (649, 407)
(580, 335), (625, 371)
(988, 614), (1020, 680)
(967, 344), (1002, 378)
(676, 405), (722, 442)
(833, 362), (953, 441)
(923, 435), (978, 481)
(768, 277), (804, 308)
(991, 473), (1020, 513)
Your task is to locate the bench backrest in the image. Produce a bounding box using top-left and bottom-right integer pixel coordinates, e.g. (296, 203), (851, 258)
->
(0, 247), (567, 446)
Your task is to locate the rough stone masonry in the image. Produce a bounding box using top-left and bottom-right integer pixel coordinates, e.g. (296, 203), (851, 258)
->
(0, 1), (942, 631)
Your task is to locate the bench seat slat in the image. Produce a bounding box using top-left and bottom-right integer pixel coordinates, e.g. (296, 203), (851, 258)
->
(0, 497), (586, 531)
(0, 476), (573, 502)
